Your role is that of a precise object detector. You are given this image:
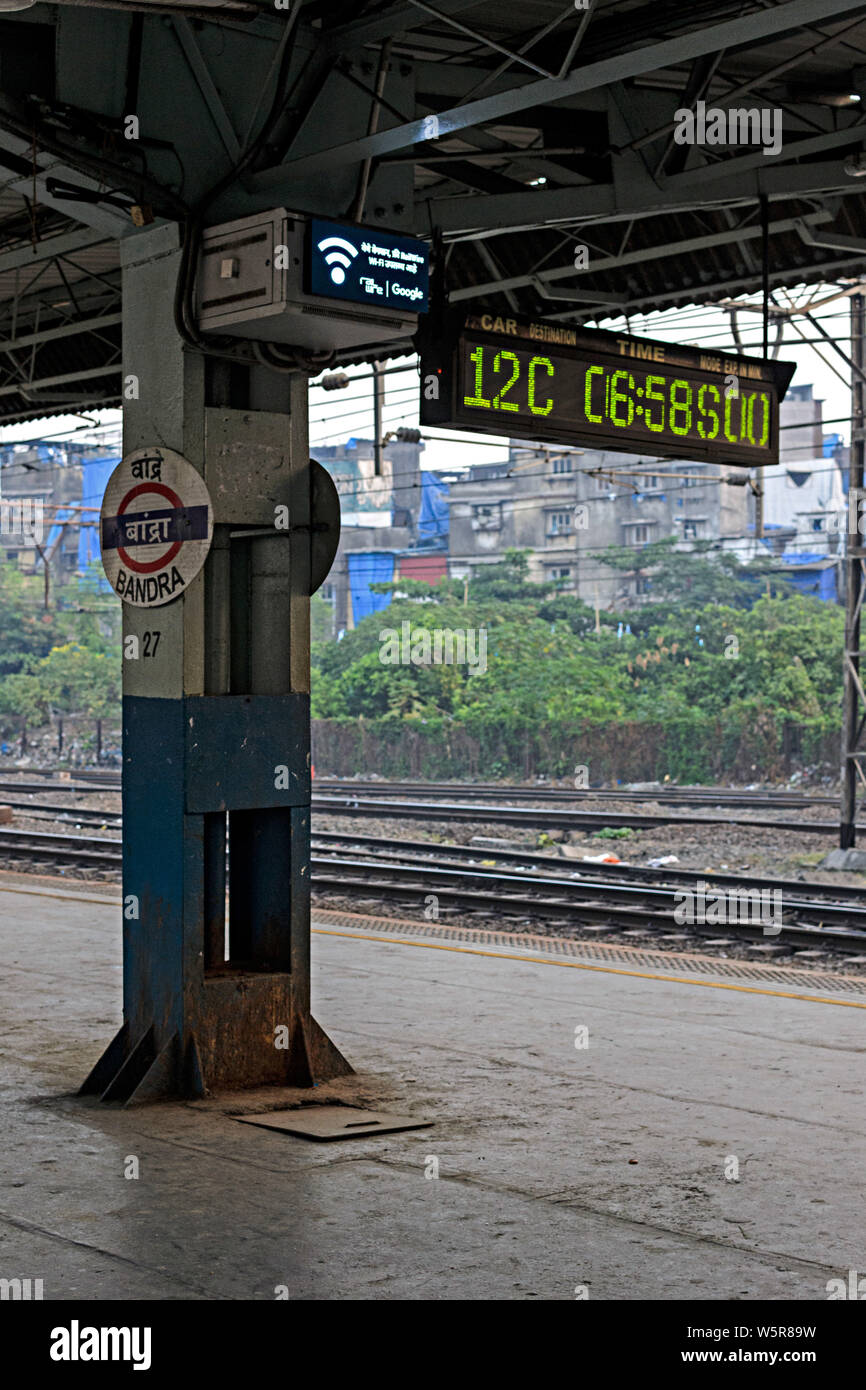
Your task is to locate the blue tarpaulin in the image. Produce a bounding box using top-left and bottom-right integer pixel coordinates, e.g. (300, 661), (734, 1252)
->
(38, 507), (74, 563)
(78, 455), (119, 573)
(781, 553), (837, 603)
(417, 471), (450, 543)
(348, 551), (395, 623)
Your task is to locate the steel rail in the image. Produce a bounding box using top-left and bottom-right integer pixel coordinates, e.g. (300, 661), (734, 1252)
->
(315, 779), (837, 808)
(309, 855), (866, 952)
(1, 825), (864, 952)
(311, 795), (852, 835)
(310, 829), (866, 904)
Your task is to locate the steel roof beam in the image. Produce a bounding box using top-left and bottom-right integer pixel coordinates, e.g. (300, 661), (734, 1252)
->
(0, 312), (122, 355)
(449, 209), (833, 301)
(0, 143), (132, 238)
(323, 0), (484, 50)
(561, 252), (866, 322)
(0, 226), (112, 273)
(172, 18), (242, 162)
(429, 146), (866, 237)
(458, 4), (579, 102)
(681, 121), (866, 189)
(0, 362), (120, 400)
(0, 278), (120, 332)
(405, 1), (554, 78)
(268, 0), (866, 182)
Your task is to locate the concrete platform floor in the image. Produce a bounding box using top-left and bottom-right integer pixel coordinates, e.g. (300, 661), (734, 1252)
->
(1, 875), (864, 1300)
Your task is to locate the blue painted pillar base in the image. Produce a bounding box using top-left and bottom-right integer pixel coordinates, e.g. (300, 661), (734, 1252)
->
(80, 692), (352, 1104)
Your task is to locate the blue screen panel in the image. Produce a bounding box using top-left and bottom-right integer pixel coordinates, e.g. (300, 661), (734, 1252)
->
(308, 218), (429, 314)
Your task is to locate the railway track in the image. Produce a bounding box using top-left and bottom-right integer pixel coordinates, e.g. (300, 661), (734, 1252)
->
(4, 785), (844, 836)
(310, 828), (866, 902)
(310, 832), (866, 952)
(3, 825), (866, 956)
(0, 773), (841, 811)
(315, 778), (838, 809)
(310, 794), (852, 836)
(0, 774), (854, 836)
(0, 798), (122, 826)
(0, 827), (122, 870)
(0, 774), (120, 795)
(0, 769), (857, 840)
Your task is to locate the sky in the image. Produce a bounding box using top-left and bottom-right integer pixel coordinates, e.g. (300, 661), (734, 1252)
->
(0, 281), (856, 469)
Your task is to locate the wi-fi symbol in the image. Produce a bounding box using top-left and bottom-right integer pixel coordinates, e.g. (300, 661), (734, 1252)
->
(317, 236), (359, 286)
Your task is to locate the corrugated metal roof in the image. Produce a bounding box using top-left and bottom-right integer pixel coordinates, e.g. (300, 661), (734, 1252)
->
(1, 0), (866, 416)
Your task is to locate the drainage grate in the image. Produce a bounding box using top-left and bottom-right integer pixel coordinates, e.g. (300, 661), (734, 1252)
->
(313, 909), (866, 996)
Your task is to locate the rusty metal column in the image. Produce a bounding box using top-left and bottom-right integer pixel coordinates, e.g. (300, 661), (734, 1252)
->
(841, 293), (866, 848)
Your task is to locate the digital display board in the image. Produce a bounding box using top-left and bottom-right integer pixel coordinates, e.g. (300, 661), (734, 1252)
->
(420, 311), (795, 466)
(308, 217), (429, 314)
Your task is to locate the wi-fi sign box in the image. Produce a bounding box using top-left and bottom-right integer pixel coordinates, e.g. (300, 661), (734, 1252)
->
(197, 209), (429, 354)
(308, 217), (430, 314)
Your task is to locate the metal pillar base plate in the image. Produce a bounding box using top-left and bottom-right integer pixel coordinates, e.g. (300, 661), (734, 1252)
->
(233, 1105), (432, 1142)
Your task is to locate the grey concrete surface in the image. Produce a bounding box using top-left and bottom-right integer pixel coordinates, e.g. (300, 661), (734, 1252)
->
(0, 878), (864, 1300)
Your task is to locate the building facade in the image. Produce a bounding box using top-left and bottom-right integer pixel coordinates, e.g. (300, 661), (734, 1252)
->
(446, 444), (752, 608)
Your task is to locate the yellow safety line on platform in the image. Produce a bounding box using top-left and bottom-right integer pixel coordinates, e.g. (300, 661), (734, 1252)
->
(0, 884), (118, 906)
(314, 928), (866, 1010)
(1, 882), (863, 1009)
(0, 883), (118, 906)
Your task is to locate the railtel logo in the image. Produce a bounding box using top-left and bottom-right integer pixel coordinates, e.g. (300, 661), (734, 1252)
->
(49, 1321), (152, 1371)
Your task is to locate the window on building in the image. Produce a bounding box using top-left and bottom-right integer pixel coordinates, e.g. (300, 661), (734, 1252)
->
(682, 470), (698, 488)
(595, 475), (608, 491)
(547, 511), (573, 536)
(553, 456), (573, 474)
(472, 504), (501, 531)
(629, 524), (649, 545)
(550, 567), (572, 580)
(683, 520), (700, 540)
(636, 576), (651, 595)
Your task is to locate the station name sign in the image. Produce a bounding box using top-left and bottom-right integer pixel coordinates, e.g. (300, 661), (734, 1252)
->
(420, 311), (795, 466)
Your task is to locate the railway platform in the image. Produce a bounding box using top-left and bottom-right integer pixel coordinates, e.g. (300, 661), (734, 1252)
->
(1, 871), (864, 1301)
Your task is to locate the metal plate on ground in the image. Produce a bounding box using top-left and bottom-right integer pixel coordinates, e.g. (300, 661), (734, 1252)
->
(234, 1105), (432, 1142)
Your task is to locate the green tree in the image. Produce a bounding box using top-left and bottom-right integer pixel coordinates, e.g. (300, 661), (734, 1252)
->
(0, 564), (61, 676)
(591, 535), (791, 631)
(311, 592), (335, 642)
(0, 671), (50, 752)
(38, 643), (121, 759)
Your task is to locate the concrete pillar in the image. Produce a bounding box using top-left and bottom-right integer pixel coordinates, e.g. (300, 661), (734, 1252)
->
(81, 225), (350, 1102)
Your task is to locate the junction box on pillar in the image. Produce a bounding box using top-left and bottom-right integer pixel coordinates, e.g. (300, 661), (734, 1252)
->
(82, 224), (350, 1104)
